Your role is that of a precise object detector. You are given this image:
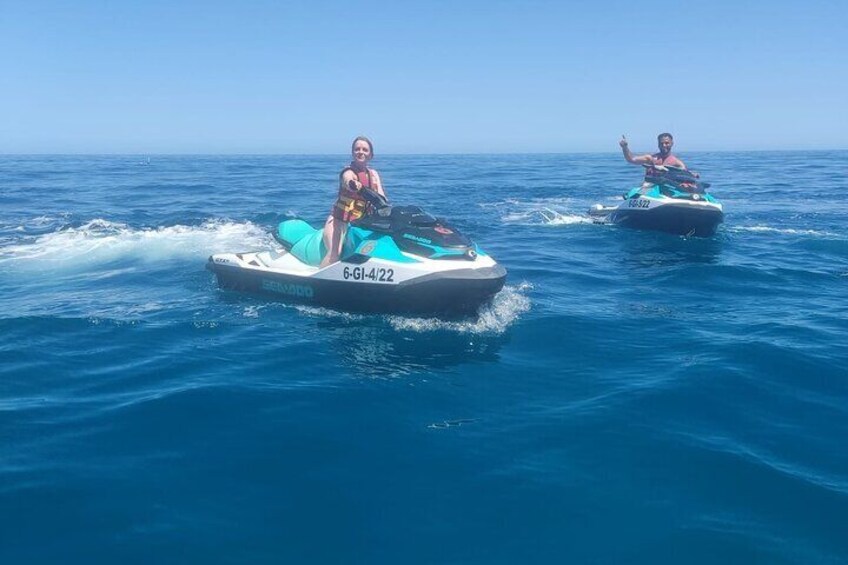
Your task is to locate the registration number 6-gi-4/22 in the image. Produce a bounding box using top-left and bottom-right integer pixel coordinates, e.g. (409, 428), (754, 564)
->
(628, 198), (650, 208)
(342, 266), (395, 282)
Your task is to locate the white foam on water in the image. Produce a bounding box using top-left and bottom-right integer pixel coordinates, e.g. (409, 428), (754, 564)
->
(10, 214), (73, 232)
(387, 282), (532, 335)
(294, 305), (365, 322)
(290, 283), (532, 335)
(0, 218), (274, 269)
(482, 197), (593, 226)
(730, 225), (842, 238)
(242, 305), (263, 319)
(537, 209), (594, 226)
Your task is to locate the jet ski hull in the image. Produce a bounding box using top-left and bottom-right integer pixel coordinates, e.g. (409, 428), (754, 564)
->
(207, 252), (507, 316)
(611, 201), (724, 237)
(591, 190), (724, 237)
(209, 202), (508, 316)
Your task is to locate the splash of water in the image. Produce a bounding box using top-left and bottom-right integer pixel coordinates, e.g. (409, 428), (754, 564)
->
(537, 209), (594, 226)
(482, 197), (593, 226)
(0, 218), (274, 268)
(731, 225), (841, 238)
(388, 282), (532, 334)
(291, 283), (532, 334)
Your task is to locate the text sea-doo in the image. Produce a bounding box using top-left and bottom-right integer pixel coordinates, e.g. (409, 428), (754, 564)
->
(589, 166), (724, 237)
(207, 190), (507, 316)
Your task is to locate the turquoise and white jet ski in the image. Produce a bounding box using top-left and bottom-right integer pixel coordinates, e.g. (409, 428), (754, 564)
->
(207, 189), (507, 316)
(589, 166), (724, 237)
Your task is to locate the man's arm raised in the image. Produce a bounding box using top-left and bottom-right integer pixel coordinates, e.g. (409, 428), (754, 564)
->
(619, 135), (653, 165)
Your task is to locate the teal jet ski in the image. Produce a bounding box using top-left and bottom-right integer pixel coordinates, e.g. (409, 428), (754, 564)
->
(589, 166), (724, 237)
(207, 189), (507, 316)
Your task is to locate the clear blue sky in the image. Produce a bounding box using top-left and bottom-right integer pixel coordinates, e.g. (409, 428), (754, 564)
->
(2, 0), (845, 153)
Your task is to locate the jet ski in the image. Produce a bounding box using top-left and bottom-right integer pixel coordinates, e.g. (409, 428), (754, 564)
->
(207, 188), (507, 316)
(589, 166), (724, 237)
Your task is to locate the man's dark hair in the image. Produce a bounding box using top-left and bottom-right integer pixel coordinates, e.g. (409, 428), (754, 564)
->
(658, 133), (674, 142)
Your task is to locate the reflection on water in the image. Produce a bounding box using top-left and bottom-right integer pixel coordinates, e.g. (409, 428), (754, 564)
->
(609, 230), (725, 270)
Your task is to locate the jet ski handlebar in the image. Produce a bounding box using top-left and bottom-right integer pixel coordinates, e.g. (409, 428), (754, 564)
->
(352, 183), (390, 211)
(641, 164), (711, 192)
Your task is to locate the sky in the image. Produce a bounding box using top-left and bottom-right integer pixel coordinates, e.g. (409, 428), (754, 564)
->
(1, 0), (845, 153)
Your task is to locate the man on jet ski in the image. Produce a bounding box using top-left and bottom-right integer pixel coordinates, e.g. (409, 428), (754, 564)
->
(320, 136), (387, 267)
(619, 132), (700, 192)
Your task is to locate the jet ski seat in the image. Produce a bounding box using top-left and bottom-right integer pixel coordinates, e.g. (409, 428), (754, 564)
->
(276, 220), (325, 266)
(276, 220), (364, 267)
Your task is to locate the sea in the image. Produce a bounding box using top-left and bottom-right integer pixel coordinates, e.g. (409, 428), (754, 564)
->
(1, 152), (846, 564)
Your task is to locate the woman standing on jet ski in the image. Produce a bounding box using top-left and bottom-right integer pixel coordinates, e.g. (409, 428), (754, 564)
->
(320, 136), (387, 267)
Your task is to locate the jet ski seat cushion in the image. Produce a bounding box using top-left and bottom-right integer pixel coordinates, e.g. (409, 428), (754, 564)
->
(277, 220), (326, 267)
(276, 219), (365, 267)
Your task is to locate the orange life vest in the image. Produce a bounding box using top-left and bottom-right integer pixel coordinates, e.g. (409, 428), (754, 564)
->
(332, 165), (375, 222)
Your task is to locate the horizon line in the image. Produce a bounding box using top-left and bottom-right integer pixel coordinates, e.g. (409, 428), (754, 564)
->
(2, 148), (847, 157)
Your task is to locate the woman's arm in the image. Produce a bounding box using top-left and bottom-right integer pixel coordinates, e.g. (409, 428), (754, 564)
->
(340, 169), (359, 190)
(370, 169), (386, 198)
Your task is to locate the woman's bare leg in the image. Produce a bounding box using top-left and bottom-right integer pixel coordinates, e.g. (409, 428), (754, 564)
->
(320, 215), (347, 268)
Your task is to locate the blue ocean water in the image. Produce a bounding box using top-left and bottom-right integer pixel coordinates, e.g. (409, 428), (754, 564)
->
(1, 152), (846, 564)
